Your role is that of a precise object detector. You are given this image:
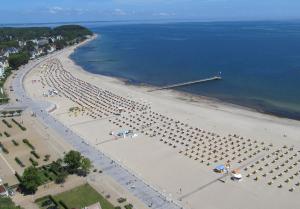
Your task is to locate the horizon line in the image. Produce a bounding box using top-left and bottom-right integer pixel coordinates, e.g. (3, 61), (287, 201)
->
(1, 17), (300, 27)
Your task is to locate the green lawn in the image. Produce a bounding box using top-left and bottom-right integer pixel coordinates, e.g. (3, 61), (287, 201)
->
(0, 197), (22, 209)
(53, 184), (115, 209)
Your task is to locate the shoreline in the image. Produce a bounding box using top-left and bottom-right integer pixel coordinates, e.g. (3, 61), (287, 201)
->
(70, 34), (300, 122)
(68, 35), (300, 125)
(22, 36), (300, 209)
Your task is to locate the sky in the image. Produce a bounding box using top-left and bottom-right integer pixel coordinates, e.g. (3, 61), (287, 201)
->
(0, 0), (300, 24)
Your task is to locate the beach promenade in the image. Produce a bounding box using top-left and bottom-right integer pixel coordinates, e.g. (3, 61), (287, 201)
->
(9, 46), (183, 209)
(9, 36), (300, 209)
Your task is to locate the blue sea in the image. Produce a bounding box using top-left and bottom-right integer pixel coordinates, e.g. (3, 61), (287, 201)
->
(71, 21), (300, 120)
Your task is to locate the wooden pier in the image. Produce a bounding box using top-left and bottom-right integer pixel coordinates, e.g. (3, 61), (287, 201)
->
(148, 76), (222, 92)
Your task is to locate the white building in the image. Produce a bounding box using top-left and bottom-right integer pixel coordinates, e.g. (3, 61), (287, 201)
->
(37, 38), (49, 46)
(18, 41), (26, 47)
(0, 57), (8, 69)
(56, 35), (63, 40)
(0, 58), (6, 78)
(47, 46), (56, 53)
(0, 67), (5, 78)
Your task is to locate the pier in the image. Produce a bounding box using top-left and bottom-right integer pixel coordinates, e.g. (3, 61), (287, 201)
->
(148, 76), (222, 92)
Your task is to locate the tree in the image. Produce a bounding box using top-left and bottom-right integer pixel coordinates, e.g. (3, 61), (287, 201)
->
(50, 158), (64, 173)
(8, 52), (30, 69)
(54, 39), (67, 50)
(53, 25), (92, 41)
(23, 41), (36, 53)
(79, 157), (92, 176)
(21, 166), (43, 193)
(55, 170), (68, 184)
(64, 150), (82, 173)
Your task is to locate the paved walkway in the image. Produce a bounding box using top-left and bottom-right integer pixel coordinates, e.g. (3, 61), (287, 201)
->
(10, 50), (184, 209)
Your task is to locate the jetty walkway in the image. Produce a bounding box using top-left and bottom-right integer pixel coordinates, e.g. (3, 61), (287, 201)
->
(148, 76), (222, 92)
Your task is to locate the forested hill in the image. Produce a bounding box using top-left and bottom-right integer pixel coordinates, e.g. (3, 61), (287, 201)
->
(0, 25), (93, 43)
(0, 25), (93, 71)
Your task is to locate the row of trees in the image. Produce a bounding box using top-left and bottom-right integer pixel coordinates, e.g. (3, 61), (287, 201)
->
(20, 150), (92, 193)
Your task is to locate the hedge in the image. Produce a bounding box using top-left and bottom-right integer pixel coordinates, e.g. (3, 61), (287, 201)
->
(59, 200), (69, 209)
(15, 157), (25, 167)
(15, 172), (22, 182)
(29, 157), (38, 166)
(4, 132), (10, 137)
(0, 142), (9, 154)
(12, 118), (26, 131)
(35, 195), (59, 208)
(31, 150), (40, 159)
(23, 139), (35, 150)
(2, 119), (12, 128)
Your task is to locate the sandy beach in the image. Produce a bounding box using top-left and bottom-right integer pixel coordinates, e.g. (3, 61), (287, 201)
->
(23, 35), (300, 209)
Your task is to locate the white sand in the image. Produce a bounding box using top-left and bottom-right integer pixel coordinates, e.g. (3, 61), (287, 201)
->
(23, 37), (300, 209)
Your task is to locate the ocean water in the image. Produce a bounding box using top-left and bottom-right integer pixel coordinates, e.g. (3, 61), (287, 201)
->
(71, 21), (300, 120)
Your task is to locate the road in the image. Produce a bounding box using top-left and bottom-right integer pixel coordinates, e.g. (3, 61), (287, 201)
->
(8, 49), (184, 209)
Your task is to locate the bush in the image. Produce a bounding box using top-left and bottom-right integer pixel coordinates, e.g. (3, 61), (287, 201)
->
(55, 171), (67, 184)
(12, 139), (19, 146)
(2, 147), (9, 154)
(44, 154), (50, 161)
(29, 157), (38, 166)
(117, 197), (127, 203)
(4, 131), (10, 137)
(124, 204), (133, 209)
(41, 199), (53, 207)
(35, 195), (58, 207)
